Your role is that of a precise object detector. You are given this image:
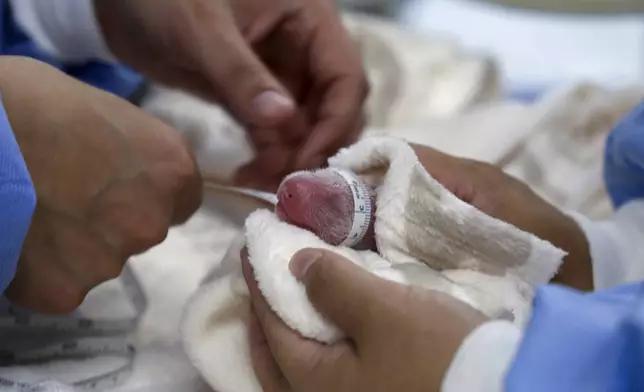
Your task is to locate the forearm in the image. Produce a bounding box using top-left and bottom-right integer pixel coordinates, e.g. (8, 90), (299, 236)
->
(0, 94), (36, 293)
(8, 0), (115, 63)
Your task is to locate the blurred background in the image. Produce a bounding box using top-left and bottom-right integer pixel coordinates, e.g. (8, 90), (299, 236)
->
(338, 0), (644, 101)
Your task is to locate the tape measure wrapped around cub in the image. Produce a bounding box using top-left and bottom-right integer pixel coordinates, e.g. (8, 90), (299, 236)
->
(275, 168), (376, 250)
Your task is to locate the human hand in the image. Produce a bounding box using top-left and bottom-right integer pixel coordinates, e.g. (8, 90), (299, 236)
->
(95, 0), (367, 191)
(242, 248), (486, 392)
(0, 57), (202, 314)
(411, 144), (593, 291)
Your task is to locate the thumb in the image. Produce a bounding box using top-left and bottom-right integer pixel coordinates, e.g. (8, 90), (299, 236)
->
(196, 13), (295, 128)
(290, 248), (388, 340)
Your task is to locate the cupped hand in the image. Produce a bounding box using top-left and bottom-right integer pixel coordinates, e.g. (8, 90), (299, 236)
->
(411, 144), (593, 291)
(95, 0), (368, 190)
(242, 248), (486, 392)
(0, 56), (202, 314)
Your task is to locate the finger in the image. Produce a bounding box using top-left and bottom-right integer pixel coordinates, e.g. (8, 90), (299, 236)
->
(190, 8), (296, 129)
(294, 9), (368, 167)
(233, 144), (293, 189)
(87, 173), (171, 254)
(241, 250), (355, 381)
(295, 77), (366, 169)
(248, 309), (289, 392)
(289, 248), (393, 343)
(248, 109), (311, 146)
(252, 16), (312, 143)
(169, 165), (204, 225)
(242, 251), (324, 358)
(411, 143), (461, 176)
(141, 67), (225, 104)
(410, 144), (477, 203)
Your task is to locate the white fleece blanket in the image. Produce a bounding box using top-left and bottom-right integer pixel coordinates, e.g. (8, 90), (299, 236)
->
(181, 136), (565, 392)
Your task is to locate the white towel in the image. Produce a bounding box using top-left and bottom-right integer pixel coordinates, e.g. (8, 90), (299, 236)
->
(180, 136), (564, 392)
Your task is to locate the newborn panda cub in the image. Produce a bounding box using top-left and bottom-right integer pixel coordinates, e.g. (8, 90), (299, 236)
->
(275, 168), (377, 250)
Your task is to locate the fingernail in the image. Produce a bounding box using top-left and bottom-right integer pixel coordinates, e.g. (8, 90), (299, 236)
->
(252, 91), (294, 120)
(290, 250), (323, 280)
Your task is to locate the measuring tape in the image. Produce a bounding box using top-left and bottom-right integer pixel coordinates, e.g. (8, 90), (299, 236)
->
(0, 183), (276, 392)
(328, 168), (374, 248)
(202, 182), (278, 205)
(0, 266), (146, 391)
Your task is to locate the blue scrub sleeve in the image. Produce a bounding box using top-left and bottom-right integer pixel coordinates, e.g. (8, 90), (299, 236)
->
(505, 284), (644, 392)
(604, 101), (644, 209)
(0, 95), (36, 293)
(505, 100), (644, 391)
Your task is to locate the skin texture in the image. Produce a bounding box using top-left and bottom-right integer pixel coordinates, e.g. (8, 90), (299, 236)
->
(275, 169), (376, 250)
(244, 145), (594, 391)
(94, 0), (368, 192)
(243, 249), (486, 392)
(0, 57), (202, 314)
(410, 144), (593, 292)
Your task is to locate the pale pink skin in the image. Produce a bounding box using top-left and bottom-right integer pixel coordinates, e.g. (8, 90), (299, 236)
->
(276, 169), (377, 250)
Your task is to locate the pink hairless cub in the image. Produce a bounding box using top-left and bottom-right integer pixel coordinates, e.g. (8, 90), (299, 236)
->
(275, 169), (377, 250)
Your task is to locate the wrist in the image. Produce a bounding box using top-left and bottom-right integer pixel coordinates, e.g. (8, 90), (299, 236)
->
(426, 291), (489, 391)
(442, 320), (522, 392)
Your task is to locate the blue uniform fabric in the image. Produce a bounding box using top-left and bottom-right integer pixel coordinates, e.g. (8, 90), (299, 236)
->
(506, 100), (644, 391)
(604, 101), (644, 209)
(0, 96), (36, 293)
(0, 0), (144, 99)
(505, 283), (644, 392)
